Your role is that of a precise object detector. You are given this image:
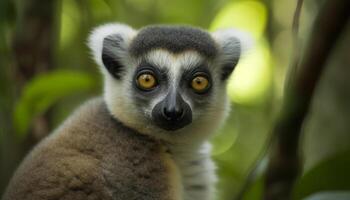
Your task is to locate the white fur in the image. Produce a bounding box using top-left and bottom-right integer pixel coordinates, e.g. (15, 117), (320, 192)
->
(87, 23), (145, 139)
(168, 142), (217, 200)
(88, 23), (136, 69)
(211, 29), (253, 67)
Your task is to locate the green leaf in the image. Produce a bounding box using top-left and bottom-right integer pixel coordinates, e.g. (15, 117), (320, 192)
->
(303, 191), (350, 200)
(13, 70), (96, 137)
(242, 175), (264, 200)
(294, 151), (350, 200)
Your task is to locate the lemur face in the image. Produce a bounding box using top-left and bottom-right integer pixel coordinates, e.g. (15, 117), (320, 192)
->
(131, 50), (213, 131)
(89, 24), (248, 142)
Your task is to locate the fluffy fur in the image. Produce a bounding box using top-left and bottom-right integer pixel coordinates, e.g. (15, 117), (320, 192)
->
(3, 99), (177, 200)
(3, 23), (250, 200)
(129, 25), (218, 58)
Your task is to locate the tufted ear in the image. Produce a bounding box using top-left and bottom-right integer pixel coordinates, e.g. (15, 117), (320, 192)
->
(211, 29), (252, 80)
(88, 23), (136, 79)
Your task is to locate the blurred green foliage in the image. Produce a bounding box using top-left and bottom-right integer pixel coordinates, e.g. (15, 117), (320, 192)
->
(294, 150), (350, 199)
(13, 70), (96, 136)
(1, 0), (350, 199)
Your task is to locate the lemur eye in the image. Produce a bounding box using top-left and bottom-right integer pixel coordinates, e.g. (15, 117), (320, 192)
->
(136, 73), (157, 90)
(191, 76), (210, 93)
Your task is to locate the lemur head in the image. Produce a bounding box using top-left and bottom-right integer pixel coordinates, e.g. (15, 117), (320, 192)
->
(89, 23), (250, 144)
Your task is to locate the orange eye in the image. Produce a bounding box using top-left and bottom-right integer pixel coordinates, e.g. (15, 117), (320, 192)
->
(191, 76), (209, 92)
(137, 73), (157, 90)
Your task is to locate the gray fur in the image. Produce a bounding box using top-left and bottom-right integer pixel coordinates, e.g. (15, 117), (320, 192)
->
(2, 98), (175, 200)
(129, 25), (218, 58)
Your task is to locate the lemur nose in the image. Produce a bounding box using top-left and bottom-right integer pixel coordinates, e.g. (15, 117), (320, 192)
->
(162, 106), (184, 121)
(161, 91), (185, 121)
(152, 91), (192, 130)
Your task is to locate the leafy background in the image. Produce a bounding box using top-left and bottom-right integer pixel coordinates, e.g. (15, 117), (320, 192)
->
(0, 0), (349, 199)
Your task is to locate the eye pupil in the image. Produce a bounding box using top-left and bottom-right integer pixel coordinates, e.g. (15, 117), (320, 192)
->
(191, 76), (209, 93)
(136, 73), (157, 90)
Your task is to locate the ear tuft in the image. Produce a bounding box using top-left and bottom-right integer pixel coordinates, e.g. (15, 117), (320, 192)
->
(88, 23), (136, 79)
(212, 29), (253, 80)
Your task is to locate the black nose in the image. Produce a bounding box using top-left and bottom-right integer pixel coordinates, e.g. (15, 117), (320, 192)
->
(162, 106), (184, 121)
(161, 91), (185, 121)
(152, 91), (192, 131)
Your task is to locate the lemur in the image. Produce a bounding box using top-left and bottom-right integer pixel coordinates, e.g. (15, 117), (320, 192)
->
(2, 23), (250, 200)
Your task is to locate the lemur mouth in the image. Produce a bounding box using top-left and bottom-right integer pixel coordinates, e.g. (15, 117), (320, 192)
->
(153, 115), (192, 131)
(152, 106), (193, 131)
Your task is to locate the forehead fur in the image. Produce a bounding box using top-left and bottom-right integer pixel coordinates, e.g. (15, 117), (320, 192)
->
(129, 25), (218, 58)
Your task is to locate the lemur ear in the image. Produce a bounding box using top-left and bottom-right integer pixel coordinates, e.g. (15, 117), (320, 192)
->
(211, 29), (252, 80)
(88, 24), (136, 79)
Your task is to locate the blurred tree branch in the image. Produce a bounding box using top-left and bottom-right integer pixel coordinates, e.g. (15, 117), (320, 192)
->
(13, 0), (59, 139)
(14, 0), (57, 81)
(234, 1), (304, 199)
(1, 0), (59, 194)
(264, 0), (350, 199)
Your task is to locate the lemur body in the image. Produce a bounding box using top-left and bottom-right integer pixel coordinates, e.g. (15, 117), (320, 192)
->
(3, 24), (249, 200)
